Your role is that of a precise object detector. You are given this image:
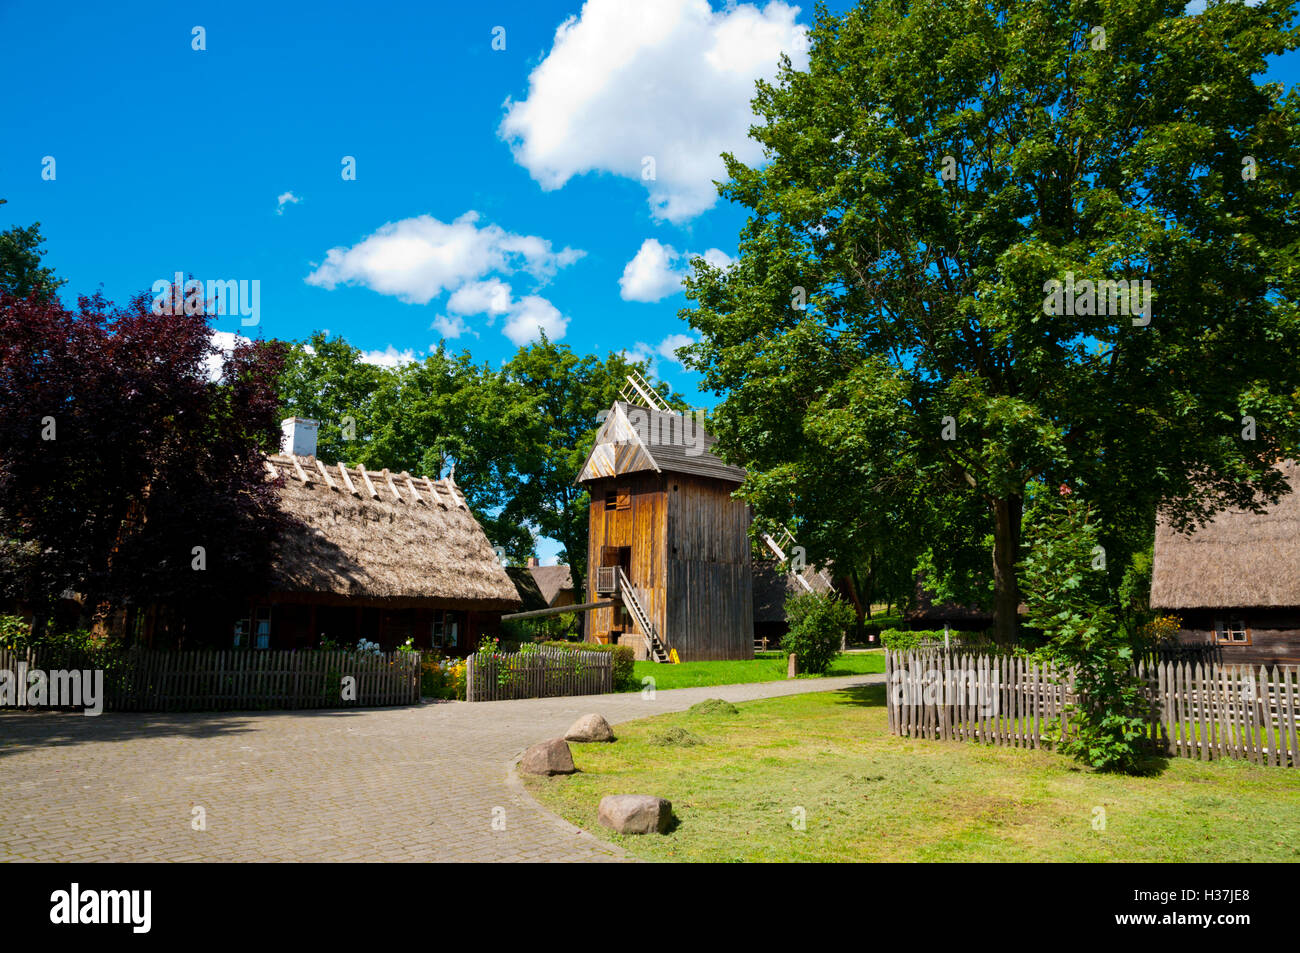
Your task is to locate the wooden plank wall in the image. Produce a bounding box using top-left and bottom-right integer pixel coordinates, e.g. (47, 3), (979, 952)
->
(665, 474), (752, 660)
(0, 647), (421, 712)
(884, 649), (1300, 768)
(584, 472), (666, 645)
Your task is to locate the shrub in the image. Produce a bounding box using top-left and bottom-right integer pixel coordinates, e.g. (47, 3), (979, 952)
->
(540, 641), (635, 691)
(0, 615), (100, 653)
(781, 591), (855, 674)
(880, 627), (989, 651)
(1021, 495), (1150, 773)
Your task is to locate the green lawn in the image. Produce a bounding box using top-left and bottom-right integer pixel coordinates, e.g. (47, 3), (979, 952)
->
(628, 650), (885, 691)
(524, 685), (1300, 862)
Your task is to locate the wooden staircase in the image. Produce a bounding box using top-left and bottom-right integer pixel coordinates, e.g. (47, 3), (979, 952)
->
(615, 568), (672, 663)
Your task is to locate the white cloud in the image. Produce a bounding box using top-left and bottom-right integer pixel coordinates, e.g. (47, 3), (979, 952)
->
(276, 191), (301, 215)
(207, 330), (250, 381)
(304, 212), (584, 305)
(431, 314), (474, 340)
(620, 341), (660, 379)
(618, 238), (733, 302)
(499, 0), (808, 223)
(448, 278), (513, 318)
(359, 345), (418, 368)
(619, 239), (684, 302)
(656, 332), (697, 370)
(502, 295), (569, 346)
(621, 332), (698, 378)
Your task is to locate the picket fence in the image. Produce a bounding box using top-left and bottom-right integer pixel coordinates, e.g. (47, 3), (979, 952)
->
(885, 648), (1300, 768)
(466, 646), (613, 702)
(0, 647), (421, 712)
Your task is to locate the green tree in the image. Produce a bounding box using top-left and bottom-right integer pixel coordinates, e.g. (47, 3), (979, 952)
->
(277, 332), (388, 465)
(683, 0), (1300, 644)
(0, 200), (65, 302)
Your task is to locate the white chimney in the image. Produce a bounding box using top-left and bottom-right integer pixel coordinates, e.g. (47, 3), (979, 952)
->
(281, 417), (319, 458)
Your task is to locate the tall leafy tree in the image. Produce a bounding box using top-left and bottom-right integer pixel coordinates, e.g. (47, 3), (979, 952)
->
(684, 0), (1300, 643)
(0, 199), (65, 302)
(0, 289), (287, 636)
(276, 331), (388, 465)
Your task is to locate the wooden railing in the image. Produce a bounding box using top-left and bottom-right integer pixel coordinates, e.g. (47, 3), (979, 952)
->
(885, 648), (1300, 768)
(465, 646), (613, 701)
(0, 647), (421, 712)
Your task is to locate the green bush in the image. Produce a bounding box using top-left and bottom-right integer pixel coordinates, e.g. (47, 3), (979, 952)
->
(1021, 495), (1150, 773)
(781, 592), (856, 674)
(541, 640), (635, 691)
(500, 612), (581, 644)
(880, 627), (985, 651)
(0, 615), (99, 653)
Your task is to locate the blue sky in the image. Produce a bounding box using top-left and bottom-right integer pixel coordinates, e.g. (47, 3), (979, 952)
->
(2, 0), (1295, 566)
(1, 0), (1293, 399)
(0, 0), (831, 402)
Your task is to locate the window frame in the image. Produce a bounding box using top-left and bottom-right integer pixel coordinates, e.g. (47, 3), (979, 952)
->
(1213, 617), (1252, 645)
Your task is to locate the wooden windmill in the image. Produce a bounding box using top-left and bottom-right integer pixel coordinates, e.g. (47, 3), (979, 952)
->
(572, 374), (754, 661)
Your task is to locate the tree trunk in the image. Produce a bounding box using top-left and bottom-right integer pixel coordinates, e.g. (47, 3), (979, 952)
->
(991, 494), (1023, 645)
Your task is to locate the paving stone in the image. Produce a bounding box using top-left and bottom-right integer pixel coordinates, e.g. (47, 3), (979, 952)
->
(0, 673), (880, 862)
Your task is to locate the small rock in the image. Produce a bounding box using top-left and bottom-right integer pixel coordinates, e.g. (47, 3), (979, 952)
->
(787, 653), (799, 678)
(598, 795), (673, 835)
(565, 713), (615, 742)
(519, 738), (576, 775)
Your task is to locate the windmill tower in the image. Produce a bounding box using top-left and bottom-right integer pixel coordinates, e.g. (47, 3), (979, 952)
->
(574, 374), (754, 661)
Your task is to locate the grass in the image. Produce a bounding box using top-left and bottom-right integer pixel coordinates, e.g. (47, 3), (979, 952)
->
(524, 685), (1300, 862)
(627, 650), (885, 691)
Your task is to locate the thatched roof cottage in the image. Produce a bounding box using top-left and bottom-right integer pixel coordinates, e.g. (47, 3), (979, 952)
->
(1150, 460), (1300, 666)
(229, 418), (520, 654)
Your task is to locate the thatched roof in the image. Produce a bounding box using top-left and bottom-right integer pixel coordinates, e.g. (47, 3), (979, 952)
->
(753, 560), (834, 623)
(506, 567), (550, 613)
(577, 401), (745, 485)
(529, 564), (574, 605)
(1150, 460), (1300, 610)
(264, 454), (521, 609)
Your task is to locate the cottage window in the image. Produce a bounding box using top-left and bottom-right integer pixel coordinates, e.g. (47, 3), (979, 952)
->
(234, 607), (272, 649)
(605, 487), (630, 511)
(431, 610), (461, 649)
(1214, 618), (1251, 645)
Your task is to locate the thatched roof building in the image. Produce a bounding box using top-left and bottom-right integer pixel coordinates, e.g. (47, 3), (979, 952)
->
(197, 417), (522, 654)
(1150, 460), (1300, 666)
(265, 452), (520, 609)
(1150, 460), (1300, 611)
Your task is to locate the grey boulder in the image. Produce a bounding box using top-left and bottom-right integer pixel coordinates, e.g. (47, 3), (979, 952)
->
(519, 738), (576, 775)
(597, 795), (673, 835)
(565, 713), (615, 743)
